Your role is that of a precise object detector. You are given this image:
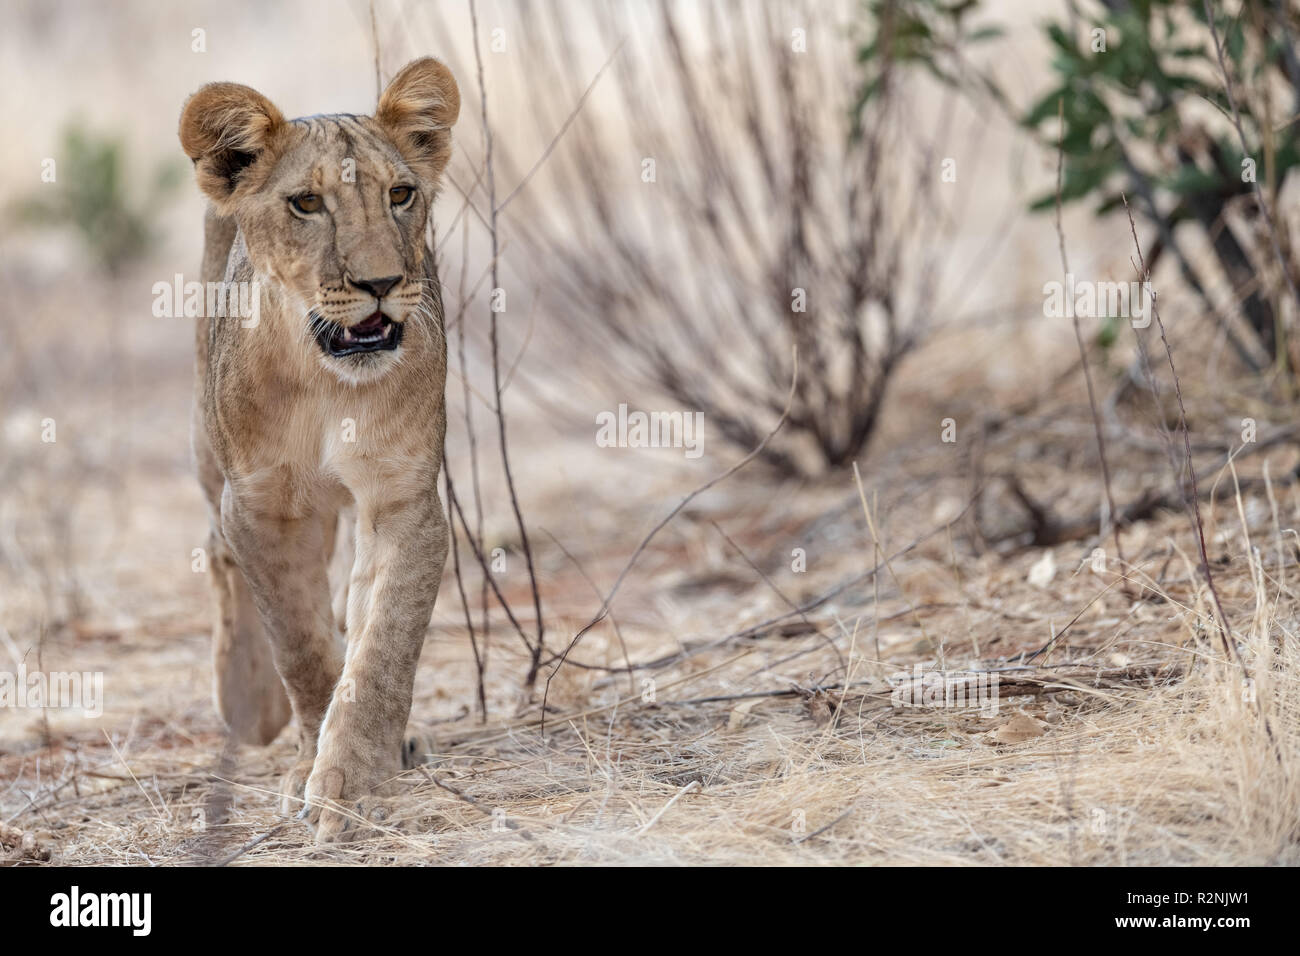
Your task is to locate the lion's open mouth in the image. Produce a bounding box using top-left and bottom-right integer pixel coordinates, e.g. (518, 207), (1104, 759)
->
(313, 311), (402, 357)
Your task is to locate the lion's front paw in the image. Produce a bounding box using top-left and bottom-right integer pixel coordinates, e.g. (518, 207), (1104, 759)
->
(278, 758), (315, 817)
(302, 761), (397, 844)
(315, 794), (407, 844)
(316, 792), (443, 844)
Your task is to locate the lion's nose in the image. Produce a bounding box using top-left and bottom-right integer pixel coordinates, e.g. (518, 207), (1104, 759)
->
(349, 275), (402, 299)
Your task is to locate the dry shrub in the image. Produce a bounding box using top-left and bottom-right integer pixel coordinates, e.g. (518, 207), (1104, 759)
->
(481, 0), (983, 476)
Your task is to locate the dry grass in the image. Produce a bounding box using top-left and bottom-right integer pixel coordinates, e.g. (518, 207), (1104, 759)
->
(4, 358), (1299, 864)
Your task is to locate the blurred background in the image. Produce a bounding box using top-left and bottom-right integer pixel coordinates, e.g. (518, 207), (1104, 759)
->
(2, 0), (1299, 864)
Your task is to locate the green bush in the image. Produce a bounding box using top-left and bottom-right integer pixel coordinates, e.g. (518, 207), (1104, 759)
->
(10, 125), (182, 277)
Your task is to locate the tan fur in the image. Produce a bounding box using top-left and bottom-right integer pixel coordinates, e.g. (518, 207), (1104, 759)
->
(180, 59), (459, 842)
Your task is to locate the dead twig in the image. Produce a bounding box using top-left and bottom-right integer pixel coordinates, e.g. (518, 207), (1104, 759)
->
(1121, 194), (1279, 757)
(1202, 0), (1300, 325)
(1053, 97), (1131, 592)
(213, 822), (288, 867)
(470, 0), (547, 699)
(539, 347), (800, 734)
(421, 766), (535, 841)
(708, 519), (846, 674)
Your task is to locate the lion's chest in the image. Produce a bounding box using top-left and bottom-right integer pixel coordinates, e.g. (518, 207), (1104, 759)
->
(227, 393), (437, 506)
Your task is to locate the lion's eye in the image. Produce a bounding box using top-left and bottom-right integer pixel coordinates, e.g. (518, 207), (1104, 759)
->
(290, 194), (323, 214)
(389, 185), (414, 207)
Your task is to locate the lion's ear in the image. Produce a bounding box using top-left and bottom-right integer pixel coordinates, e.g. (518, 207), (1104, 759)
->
(180, 82), (286, 209)
(376, 58), (459, 182)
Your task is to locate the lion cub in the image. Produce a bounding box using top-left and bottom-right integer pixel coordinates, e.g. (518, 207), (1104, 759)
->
(179, 59), (458, 842)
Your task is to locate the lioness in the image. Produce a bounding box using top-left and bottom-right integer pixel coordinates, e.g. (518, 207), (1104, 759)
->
(179, 58), (459, 842)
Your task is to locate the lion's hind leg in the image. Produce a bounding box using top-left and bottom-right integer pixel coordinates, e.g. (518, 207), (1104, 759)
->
(197, 422), (292, 747)
(209, 534), (294, 746)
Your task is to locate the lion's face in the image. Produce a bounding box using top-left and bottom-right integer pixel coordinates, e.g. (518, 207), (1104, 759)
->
(179, 59), (459, 383)
(237, 121), (432, 373)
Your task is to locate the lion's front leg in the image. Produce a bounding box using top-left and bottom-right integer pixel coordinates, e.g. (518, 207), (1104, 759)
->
(220, 486), (344, 815)
(304, 486), (448, 843)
